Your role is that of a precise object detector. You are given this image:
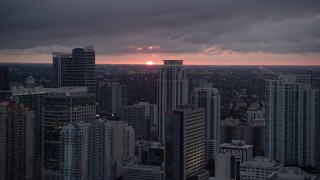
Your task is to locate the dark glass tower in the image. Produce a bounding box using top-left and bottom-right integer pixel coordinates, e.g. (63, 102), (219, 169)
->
(52, 46), (96, 93)
(0, 66), (10, 91)
(165, 105), (207, 180)
(0, 100), (35, 180)
(96, 81), (127, 115)
(42, 87), (96, 179)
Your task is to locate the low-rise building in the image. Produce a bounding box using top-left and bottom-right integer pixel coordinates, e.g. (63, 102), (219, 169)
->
(219, 140), (253, 164)
(215, 152), (241, 180)
(240, 156), (283, 180)
(267, 167), (317, 180)
(123, 163), (163, 180)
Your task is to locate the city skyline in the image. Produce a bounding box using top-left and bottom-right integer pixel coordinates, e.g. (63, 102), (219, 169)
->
(1, 50), (320, 179)
(1, 0), (320, 65)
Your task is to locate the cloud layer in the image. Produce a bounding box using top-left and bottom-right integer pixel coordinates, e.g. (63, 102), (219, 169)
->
(1, 0), (320, 56)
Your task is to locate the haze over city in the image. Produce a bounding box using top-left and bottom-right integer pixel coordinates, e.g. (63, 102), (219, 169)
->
(1, 0), (320, 65)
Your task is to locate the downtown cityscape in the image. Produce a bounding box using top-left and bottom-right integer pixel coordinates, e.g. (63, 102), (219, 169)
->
(0, 49), (320, 180)
(1, 0), (320, 180)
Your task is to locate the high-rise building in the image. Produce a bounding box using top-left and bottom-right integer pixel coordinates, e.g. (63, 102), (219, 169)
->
(165, 105), (207, 180)
(157, 60), (188, 144)
(52, 46), (96, 93)
(117, 105), (147, 141)
(42, 87), (96, 179)
(62, 119), (105, 180)
(240, 157), (283, 180)
(117, 102), (157, 141)
(112, 120), (135, 160)
(10, 77), (50, 180)
(61, 117), (135, 180)
(191, 83), (220, 162)
(265, 74), (319, 168)
(0, 100), (35, 180)
(315, 90), (320, 171)
(110, 120), (136, 178)
(97, 80), (127, 115)
(0, 66), (9, 91)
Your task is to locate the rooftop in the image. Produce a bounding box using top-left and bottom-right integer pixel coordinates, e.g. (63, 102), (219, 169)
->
(163, 60), (184, 66)
(268, 167), (316, 179)
(241, 156), (283, 168)
(124, 163), (163, 171)
(47, 87), (89, 96)
(220, 140), (253, 150)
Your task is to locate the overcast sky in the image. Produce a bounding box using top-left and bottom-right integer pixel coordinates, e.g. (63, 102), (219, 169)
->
(0, 0), (319, 65)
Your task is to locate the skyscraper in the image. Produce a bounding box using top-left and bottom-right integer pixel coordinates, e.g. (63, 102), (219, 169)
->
(117, 102), (157, 141)
(61, 117), (136, 180)
(109, 120), (135, 178)
(52, 46), (96, 93)
(9, 76), (50, 180)
(62, 119), (105, 180)
(191, 83), (220, 162)
(315, 90), (320, 171)
(0, 66), (9, 91)
(157, 60), (188, 144)
(42, 87), (96, 179)
(97, 80), (127, 115)
(265, 74), (319, 168)
(165, 105), (208, 180)
(0, 100), (35, 180)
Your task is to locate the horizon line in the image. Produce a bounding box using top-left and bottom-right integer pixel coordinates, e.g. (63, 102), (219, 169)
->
(0, 62), (320, 67)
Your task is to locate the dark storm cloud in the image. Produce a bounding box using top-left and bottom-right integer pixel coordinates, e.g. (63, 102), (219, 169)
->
(0, 0), (320, 55)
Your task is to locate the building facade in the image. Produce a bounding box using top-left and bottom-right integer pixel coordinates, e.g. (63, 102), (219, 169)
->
(220, 120), (265, 156)
(0, 100), (35, 180)
(117, 105), (148, 141)
(134, 140), (164, 166)
(219, 140), (253, 164)
(245, 110), (263, 125)
(191, 83), (220, 162)
(10, 77), (49, 180)
(111, 120), (135, 178)
(240, 157), (283, 180)
(215, 152), (241, 180)
(96, 81), (127, 115)
(267, 167), (317, 180)
(165, 105), (207, 180)
(62, 119), (106, 180)
(52, 46), (96, 93)
(157, 60), (188, 144)
(0, 66), (9, 91)
(117, 102), (157, 141)
(42, 87), (96, 180)
(265, 74), (319, 168)
(123, 163), (164, 180)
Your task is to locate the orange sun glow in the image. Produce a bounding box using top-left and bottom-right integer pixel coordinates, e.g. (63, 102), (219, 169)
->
(146, 61), (154, 65)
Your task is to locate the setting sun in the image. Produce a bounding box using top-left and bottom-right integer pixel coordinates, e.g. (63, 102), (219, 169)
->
(146, 61), (154, 65)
